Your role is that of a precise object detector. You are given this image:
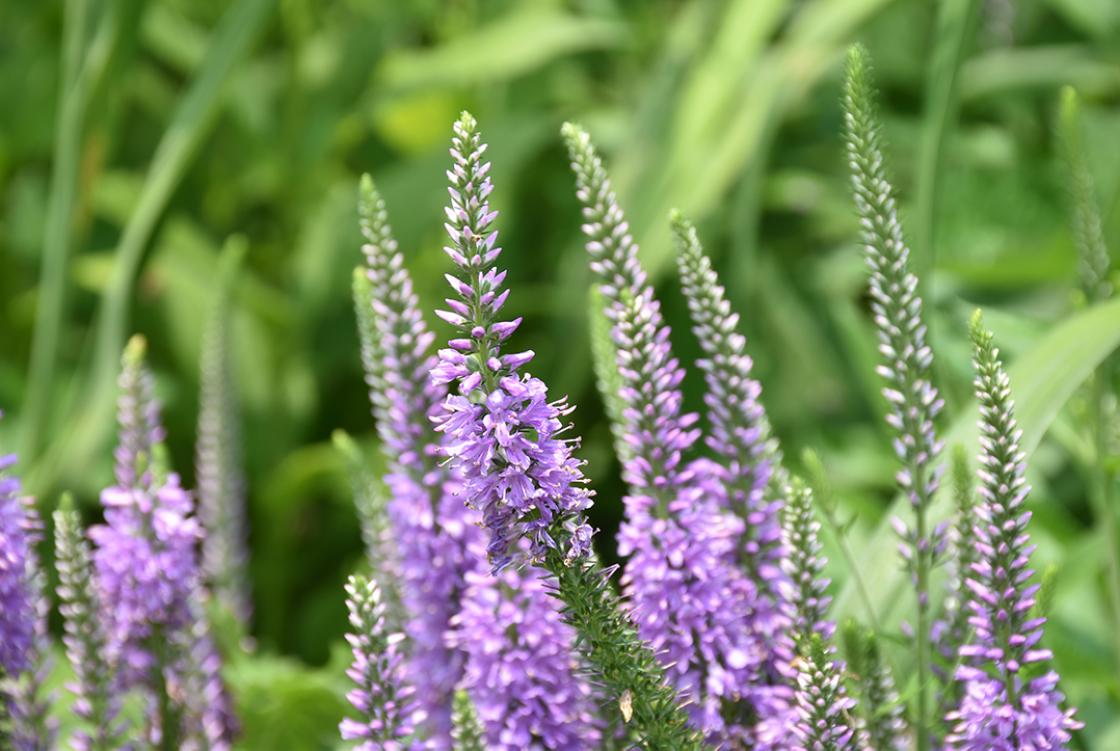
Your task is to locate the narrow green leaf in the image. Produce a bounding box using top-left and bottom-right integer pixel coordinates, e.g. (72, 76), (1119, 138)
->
(29, 0), (273, 493)
(913, 0), (981, 294)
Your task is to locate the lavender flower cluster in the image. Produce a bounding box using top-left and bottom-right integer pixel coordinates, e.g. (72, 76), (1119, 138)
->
(334, 61), (1081, 748)
(0, 44), (1090, 751)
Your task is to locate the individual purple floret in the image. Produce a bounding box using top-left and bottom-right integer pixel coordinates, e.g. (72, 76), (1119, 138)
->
(357, 174), (477, 745)
(945, 313), (1081, 750)
(432, 112), (594, 572)
(340, 574), (417, 750)
(450, 557), (601, 751)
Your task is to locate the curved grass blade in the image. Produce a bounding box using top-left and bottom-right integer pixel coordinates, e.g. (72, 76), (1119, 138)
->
(29, 0), (273, 492)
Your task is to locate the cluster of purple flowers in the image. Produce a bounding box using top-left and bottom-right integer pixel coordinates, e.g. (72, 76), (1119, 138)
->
(350, 139), (598, 751)
(0, 426), (39, 682)
(563, 122), (796, 745)
(0, 44), (1090, 751)
(334, 99), (1084, 751)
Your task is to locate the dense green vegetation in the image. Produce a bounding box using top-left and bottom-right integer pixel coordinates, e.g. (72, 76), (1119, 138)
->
(2, 0), (1119, 746)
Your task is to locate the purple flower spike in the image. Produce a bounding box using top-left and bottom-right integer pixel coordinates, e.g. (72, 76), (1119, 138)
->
(357, 174), (477, 745)
(0, 429), (37, 679)
(564, 123), (779, 744)
(945, 313), (1081, 749)
(358, 168), (596, 747)
(672, 211), (798, 734)
(340, 575), (417, 750)
(55, 501), (129, 750)
(433, 113), (594, 572)
(0, 438), (55, 750)
(90, 337), (233, 747)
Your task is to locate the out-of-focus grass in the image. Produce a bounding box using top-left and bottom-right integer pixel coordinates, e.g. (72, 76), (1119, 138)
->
(2, 0), (1119, 746)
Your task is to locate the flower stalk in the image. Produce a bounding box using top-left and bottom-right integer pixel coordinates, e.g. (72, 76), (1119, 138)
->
(844, 45), (946, 750)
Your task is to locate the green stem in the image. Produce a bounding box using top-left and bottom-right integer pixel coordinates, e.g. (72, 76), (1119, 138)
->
(152, 632), (180, 751)
(1089, 371), (1120, 676)
(21, 0), (92, 462)
(540, 552), (702, 751)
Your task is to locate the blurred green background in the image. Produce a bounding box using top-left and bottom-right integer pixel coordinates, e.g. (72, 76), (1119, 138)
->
(2, 0), (1120, 747)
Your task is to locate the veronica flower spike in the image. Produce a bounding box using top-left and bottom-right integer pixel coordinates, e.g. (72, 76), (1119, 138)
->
(358, 173), (600, 750)
(844, 44), (947, 749)
(434, 112), (700, 750)
(565, 122), (779, 745)
(196, 242), (252, 629)
(55, 499), (128, 751)
(0, 420), (39, 690)
(340, 575), (415, 750)
(945, 312), (1081, 749)
(357, 172), (476, 746)
(1, 416), (55, 751)
(782, 481), (862, 751)
(672, 209), (794, 669)
(89, 337), (232, 749)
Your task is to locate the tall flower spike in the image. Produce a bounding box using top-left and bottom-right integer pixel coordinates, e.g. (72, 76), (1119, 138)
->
(565, 123), (776, 746)
(6, 499), (55, 751)
(339, 575), (416, 749)
(792, 635), (863, 751)
(1058, 87), (1112, 303)
(561, 123), (699, 497)
(844, 44), (946, 749)
(782, 479), (833, 644)
(434, 112), (593, 570)
(672, 211), (794, 672)
(945, 312), (1081, 749)
(196, 242), (252, 629)
(357, 174), (479, 745)
(0, 423), (37, 684)
(90, 337), (234, 747)
(450, 690), (485, 751)
(438, 113), (700, 750)
(843, 623), (909, 751)
(55, 500), (129, 751)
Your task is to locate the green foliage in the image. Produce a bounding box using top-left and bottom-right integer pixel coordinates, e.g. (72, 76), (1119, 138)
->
(3, 0), (1120, 745)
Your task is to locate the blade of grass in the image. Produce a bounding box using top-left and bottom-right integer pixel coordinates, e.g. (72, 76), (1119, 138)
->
(29, 0), (273, 493)
(834, 298), (1120, 650)
(21, 0), (97, 462)
(912, 0), (981, 297)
